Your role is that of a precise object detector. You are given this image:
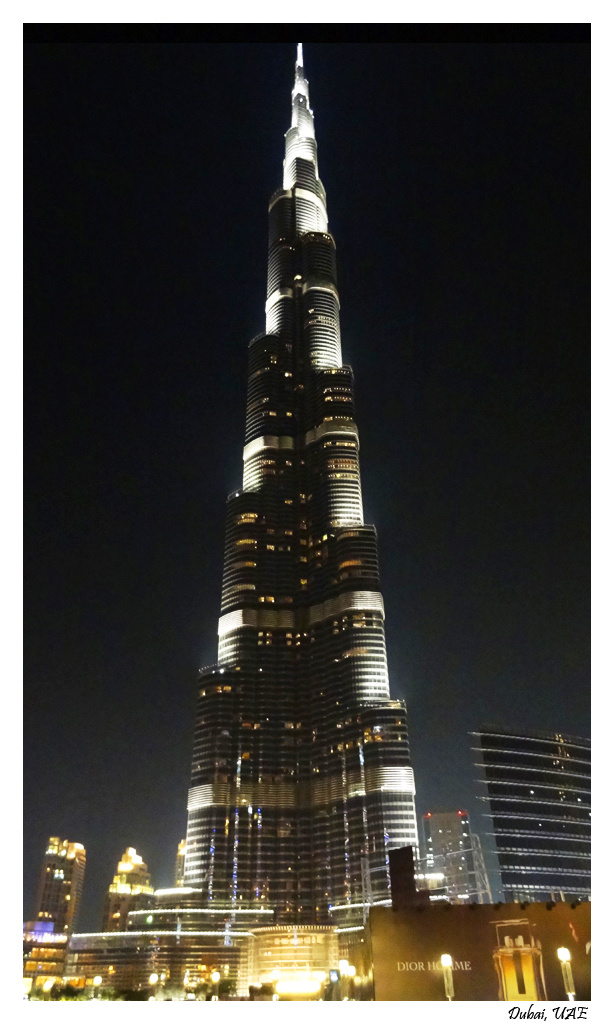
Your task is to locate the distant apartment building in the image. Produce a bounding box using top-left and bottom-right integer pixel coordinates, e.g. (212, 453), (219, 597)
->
(472, 728), (591, 902)
(102, 847), (154, 931)
(33, 836), (86, 934)
(418, 810), (491, 903)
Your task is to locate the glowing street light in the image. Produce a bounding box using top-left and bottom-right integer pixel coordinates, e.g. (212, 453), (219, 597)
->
(149, 973), (159, 985)
(557, 948), (576, 1001)
(440, 954), (454, 1001)
(211, 970), (221, 1001)
(337, 959), (355, 1000)
(90, 976), (103, 1000)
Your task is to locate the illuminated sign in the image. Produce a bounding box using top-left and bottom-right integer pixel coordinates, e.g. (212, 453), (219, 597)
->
(368, 902), (590, 1002)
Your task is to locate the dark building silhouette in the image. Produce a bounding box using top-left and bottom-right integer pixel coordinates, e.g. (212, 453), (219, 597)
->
(183, 44), (418, 930)
(472, 728), (590, 902)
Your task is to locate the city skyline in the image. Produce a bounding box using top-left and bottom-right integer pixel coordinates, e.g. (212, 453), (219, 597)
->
(25, 37), (589, 931)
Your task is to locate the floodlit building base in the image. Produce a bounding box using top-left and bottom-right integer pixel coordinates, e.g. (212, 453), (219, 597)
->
(246, 925), (338, 997)
(62, 921), (374, 999)
(64, 929), (247, 996)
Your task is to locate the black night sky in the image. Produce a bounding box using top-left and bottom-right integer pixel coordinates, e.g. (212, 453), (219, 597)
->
(24, 31), (590, 931)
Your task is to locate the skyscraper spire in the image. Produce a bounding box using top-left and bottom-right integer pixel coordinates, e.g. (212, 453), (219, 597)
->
(286, 44), (318, 197)
(184, 44), (418, 935)
(297, 42), (303, 67)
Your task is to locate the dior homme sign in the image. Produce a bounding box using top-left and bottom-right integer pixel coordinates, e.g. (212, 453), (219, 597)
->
(397, 961), (472, 972)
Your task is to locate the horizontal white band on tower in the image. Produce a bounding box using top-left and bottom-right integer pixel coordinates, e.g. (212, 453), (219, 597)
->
(304, 417), (359, 446)
(302, 280), (339, 304)
(188, 763), (412, 811)
(264, 287), (293, 314)
(308, 590), (384, 626)
(218, 590), (383, 637)
(366, 765), (416, 794)
(294, 186), (328, 219)
(268, 189), (292, 213)
(242, 434), (295, 461)
(218, 607), (297, 636)
(187, 784), (214, 810)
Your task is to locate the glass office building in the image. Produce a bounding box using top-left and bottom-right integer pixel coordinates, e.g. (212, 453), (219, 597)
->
(472, 728), (590, 902)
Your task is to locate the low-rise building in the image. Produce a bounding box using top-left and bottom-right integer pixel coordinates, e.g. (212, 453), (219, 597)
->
(23, 920), (68, 997)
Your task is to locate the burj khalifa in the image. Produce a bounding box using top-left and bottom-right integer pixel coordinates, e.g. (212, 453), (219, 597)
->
(184, 44), (418, 930)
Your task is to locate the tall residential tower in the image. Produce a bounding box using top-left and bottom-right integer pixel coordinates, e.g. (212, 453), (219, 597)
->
(101, 847), (154, 932)
(32, 837), (86, 935)
(184, 45), (418, 929)
(420, 810), (492, 903)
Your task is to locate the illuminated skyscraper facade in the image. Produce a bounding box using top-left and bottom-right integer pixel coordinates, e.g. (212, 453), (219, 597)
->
(183, 46), (418, 930)
(33, 837), (86, 935)
(102, 847), (154, 931)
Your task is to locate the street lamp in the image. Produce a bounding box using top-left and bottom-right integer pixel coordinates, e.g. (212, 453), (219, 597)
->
(557, 948), (576, 1001)
(211, 970), (221, 1001)
(337, 959), (356, 1000)
(440, 954), (454, 1001)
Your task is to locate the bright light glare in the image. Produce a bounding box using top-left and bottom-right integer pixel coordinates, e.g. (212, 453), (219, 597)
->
(275, 977), (321, 995)
(557, 947), (571, 963)
(93, 976), (102, 986)
(440, 954), (453, 968)
(211, 971), (221, 983)
(149, 973), (159, 985)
